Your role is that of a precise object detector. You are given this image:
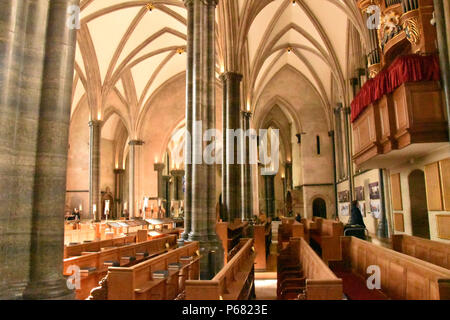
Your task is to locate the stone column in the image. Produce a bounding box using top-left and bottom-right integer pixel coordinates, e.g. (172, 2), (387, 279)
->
(114, 169), (125, 219)
(221, 72), (243, 222)
(0, 0), (38, 300)
(182, 0), (194, 241)
(285, 161), (293, 190)
(171, 170), (185, 201)
(162, 175), (171, 217)
(186, 0), (223, 279)
(242, 111), (253, 221)
(89, 120), (102, 221)
(22, 0), (80, 300)
(154, 163), (165, 199)
(128, 140), (144, 219)
(264, 174), (275, 219)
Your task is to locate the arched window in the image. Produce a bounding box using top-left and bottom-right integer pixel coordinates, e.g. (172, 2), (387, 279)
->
(313, 198), (327, 218)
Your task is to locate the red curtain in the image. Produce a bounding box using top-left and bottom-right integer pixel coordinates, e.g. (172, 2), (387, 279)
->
(351, 54), (441, 123)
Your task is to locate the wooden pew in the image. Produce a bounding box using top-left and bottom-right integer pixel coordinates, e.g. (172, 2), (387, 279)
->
(308, 217), (343, 264)
(63, 235), (177, 300)
(64, 235), (137, 259)
(216, 219), (249, 263)
(106, 241), (200, 300)
(254, 222), (272, 271)
(332, 236), (450, 300)
(277, 220), (304, 251)
(392, 234), (450, 270)
(184, 239), (256, 300)
(277, 237), (343, 300)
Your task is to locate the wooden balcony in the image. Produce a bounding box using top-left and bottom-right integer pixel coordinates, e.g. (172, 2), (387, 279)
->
(352, 80), (448, 170)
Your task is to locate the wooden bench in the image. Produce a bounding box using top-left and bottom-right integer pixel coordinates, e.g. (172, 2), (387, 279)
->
(64, 235), (137, 259)
(216, 219), (249, 263)
(331, 236), (450, 300)
(308, 217), (343, 264)
(254, 222), (272, 271)
(392, 234), (450, 270)
(63, 235), (177, 300)
(106, 241), (200, 300)
(184, 239), (256, 300)
(277, 220), (305, 251)
(277, 237), (343, 300)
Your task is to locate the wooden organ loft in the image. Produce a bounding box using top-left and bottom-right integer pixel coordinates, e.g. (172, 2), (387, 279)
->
(351, 0), (449, 170)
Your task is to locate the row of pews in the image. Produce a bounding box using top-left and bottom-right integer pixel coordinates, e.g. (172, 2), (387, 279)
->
(276, 217), (450, 300)
(64, 234), (177, 299)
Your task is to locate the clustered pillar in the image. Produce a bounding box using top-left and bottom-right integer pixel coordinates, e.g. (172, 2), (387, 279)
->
(22, 0), (80, 300)
(220, 72), (244, 223)
(89, 120), (102, 222)
(242, 111), (253, 221)
(128, 140), (144, 219)
(114, 169), (125, 219)
(184, 0), (223, 279)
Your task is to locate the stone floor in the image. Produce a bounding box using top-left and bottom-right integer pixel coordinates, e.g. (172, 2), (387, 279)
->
(254, 242), (278, 300)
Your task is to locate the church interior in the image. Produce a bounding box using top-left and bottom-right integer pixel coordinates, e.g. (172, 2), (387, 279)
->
(1, 0), (450, 301)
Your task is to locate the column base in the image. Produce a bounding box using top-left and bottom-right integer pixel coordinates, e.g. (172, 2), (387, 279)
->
(22, 278), (75, 300)
(0, 281), (27, 300)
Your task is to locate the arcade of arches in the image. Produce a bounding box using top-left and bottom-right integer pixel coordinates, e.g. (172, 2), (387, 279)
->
(1, 0), (450, 300)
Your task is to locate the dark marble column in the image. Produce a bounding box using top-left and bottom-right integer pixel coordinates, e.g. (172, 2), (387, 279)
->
(0, 0), (34, 300)
(162, 175), (171, 217)
(128, 140), (144, 219)
(182, 0), (194, 241)
(154, 163), (165, 199)
(285, 161), (293, 191)
(22, 0), (80, 300)
(220, 72), (243, 222)
(89, 120), (102, 222)
(264, 174), (275, 219)
(171, 170), (185, 201)
(242, 111), (253, 221)
(114, 169), (125, 219)
(186, 0), (223, 279)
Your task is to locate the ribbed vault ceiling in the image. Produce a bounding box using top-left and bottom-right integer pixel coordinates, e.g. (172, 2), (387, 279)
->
(72, 0), (367, 136)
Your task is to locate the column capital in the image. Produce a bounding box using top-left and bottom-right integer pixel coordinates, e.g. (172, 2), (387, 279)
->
(129, 140), (144, 146)
(219, 71), (243, 83)
(114, 169), (125, 174)
(154, 163), (165, 171)
(88, 120), (102, 127)
(342, 107), (351, 115)
(171, 169), (185, 177)
(184, 0), (218, 7)
(242, 111), (252, 118)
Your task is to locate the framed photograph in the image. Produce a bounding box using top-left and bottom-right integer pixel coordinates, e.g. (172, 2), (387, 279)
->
(370, 199), (382, 219)
(339, 203), (350, 216)
(355, 186), (365, 201)
(369, 182), (380, 199)
(338, 190), (350, 203)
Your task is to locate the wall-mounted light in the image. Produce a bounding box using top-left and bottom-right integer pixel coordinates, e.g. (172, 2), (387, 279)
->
(146, 3), (155, 11)
(292, 0), (296, 6)
(176, 47), (185, 55)
(287, 46), (292, 53)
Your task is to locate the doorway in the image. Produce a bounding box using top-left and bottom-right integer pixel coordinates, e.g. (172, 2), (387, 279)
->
(408, 170), (430, 239)
(313, 198), (327, 219)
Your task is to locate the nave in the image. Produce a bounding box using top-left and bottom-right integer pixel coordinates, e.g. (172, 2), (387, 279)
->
(1, 0), (450, 301)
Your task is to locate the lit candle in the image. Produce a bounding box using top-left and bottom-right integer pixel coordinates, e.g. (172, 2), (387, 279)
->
(124, 202), (127, 211)
(93, 204), (96, 220)
(79, 204), (82, 211)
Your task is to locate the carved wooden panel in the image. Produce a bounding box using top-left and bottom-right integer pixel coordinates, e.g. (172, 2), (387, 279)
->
(424, 162), (443, 211)
(390, 173), (403, 211)
(436, 215), (450, 240)
(394, 213), (405, 232)
(439, 158), (450, 211)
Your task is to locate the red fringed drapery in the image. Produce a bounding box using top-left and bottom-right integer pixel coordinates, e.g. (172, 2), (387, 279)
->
(350, 54), (441, 123)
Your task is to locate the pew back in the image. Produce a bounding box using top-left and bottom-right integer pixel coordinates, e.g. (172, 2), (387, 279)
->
(64, 235), (136, 258)
(107, 241), (200, 300)
(392, 234), (450, 270)
(63, 235), (177, 300)
(185, 239), (256, 300)
(341, 236), (450, 300)
(278, 237), (343, 300)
